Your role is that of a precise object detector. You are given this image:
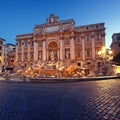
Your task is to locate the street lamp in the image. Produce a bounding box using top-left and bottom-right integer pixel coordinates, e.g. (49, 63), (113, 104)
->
(98, 46), (113, 63)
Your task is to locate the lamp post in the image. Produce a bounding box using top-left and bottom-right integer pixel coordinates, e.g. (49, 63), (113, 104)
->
(98, 46), (113, 75)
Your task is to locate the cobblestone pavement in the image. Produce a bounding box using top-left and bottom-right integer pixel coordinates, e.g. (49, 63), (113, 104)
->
(0, 79), (120, 120)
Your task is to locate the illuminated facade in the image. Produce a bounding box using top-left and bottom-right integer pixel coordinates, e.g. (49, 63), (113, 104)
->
(4, 43), (16, 69)
(0, 38), (5, 73)
(111, 33), (120, 57)
(16, 14), (105, 70)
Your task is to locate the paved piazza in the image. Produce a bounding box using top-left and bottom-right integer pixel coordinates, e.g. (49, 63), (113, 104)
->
(0, 79), (120, 120)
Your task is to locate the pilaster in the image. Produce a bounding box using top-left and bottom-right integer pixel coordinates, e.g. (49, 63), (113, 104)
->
(21, 41), (24, 62)
(60, 37), (64, 61)
(102, 33), (105, 46)
(16, 43), (18, 63)
(70, 36), (75, 60)
(42, 39), (46, 61)
(81, 36), (85, 60)
(28, 40), (30, 62)
(92, 35), (95, 60)
(34, 40), (38, 62)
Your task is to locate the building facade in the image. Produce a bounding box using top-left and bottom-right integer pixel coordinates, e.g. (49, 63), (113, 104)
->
(16, 14), (105, 71)
(0, 38), (5, 73)
(110, 33), (120, 57)
(4, 43), (16, 71)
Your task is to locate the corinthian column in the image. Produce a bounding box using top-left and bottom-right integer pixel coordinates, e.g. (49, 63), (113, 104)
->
(60, 37), (64, 61)
(28, 40), (30, 62)
(70, 36), (75, 60)
(102, 33), (105, 46)
(42, 39), (46, 61)
(21, 41), (24, 62)
(16, 42), (18, 63)
(81, 36), (85, 60)
(34, 40), (38, 62)
(92, 35), (95, 60)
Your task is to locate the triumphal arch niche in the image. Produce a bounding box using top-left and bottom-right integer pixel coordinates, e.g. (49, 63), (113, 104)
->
(47, 41), (59, 62)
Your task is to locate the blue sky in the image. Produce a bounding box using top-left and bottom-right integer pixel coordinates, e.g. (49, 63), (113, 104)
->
(0, 0), (120, 48)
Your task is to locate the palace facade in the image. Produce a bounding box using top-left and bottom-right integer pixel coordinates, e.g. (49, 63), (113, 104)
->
(16, 14), (105, 71)
(111, 33), (120, 57)
(0, 38), (5, 73)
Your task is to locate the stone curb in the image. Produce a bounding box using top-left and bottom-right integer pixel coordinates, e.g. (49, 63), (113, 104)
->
(0, 76), (120, 84)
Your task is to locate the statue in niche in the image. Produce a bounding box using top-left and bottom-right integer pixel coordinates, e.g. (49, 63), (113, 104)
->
(66, 49), (70, 59)
(54, 51), (58, 61)
(39, 52), (42, 60)
(49, 51), (55, 62)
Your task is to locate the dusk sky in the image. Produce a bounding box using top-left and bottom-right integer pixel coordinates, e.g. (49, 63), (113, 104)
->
(0, 0), (120, 48)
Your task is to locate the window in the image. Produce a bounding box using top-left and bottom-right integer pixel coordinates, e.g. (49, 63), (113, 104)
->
(96, 34), (101, 41)
(77, 49), (81, 58)
(24, 41), (27, 47)
(86, 35), (91, 42)
(76, 37), (80, 43)
(11, 60), (14, 62)
(117, 36), (120, 40)
(86, 50), (91, 57)
(118, 44), (120, 47)
(87, 62), (90, 65)
(98, 62), (101, 67)
(24, 53), (28, 59)
(18, 53), (21, 59)
(78, 62), (81, 66)
(0, 41), (3, 44)
(18, 43), (21, 47)
(30, 53), (34, 59)
(96, 25), (98, 28)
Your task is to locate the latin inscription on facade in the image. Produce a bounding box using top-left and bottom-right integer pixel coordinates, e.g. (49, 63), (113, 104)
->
(45, 26), (59, 33)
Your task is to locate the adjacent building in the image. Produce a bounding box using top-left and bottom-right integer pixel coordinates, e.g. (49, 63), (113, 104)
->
(16, 14), (105, 71)
(110, 33), (120, 57)
(4, 43), (16, 71)
(0, 38), (5, 73)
